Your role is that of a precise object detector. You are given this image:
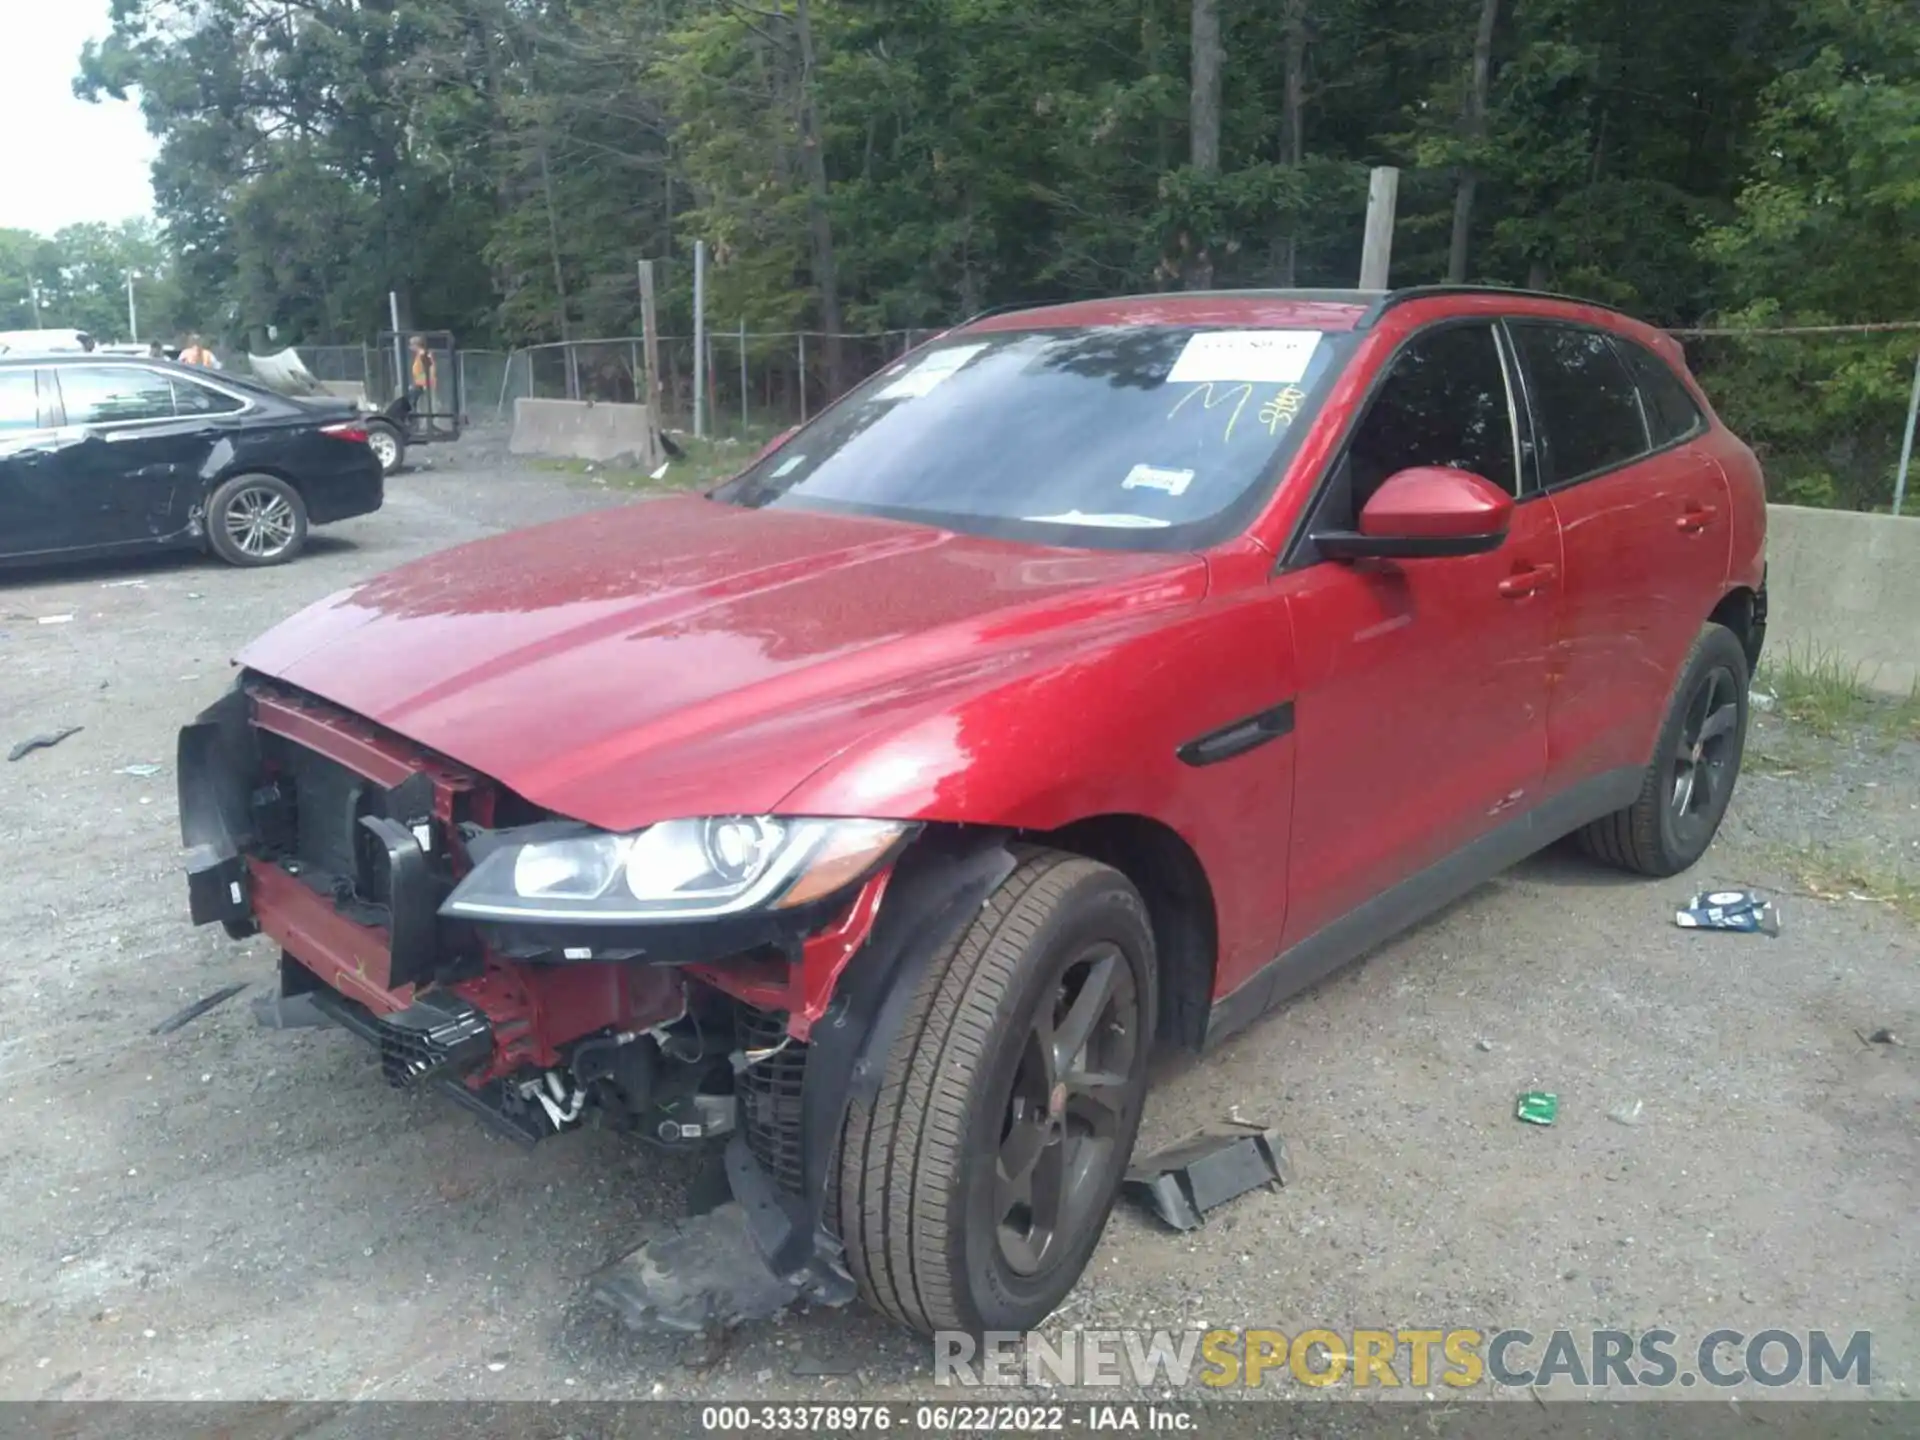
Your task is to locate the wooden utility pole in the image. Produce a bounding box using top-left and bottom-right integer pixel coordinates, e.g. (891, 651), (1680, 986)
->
(1358, 167), (1399, 290)
(638, 259), (664, 449)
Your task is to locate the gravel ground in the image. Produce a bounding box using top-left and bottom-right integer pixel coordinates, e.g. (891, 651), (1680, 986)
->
(0, 444), (1914, 1403)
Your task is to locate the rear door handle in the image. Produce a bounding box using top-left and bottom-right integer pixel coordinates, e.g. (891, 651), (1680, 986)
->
(1498, 563), (1558, 599)
(1677, 503), (1718, 533)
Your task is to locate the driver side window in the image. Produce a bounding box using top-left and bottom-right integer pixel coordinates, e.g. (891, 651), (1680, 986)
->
(1345, 322), (1519, 518)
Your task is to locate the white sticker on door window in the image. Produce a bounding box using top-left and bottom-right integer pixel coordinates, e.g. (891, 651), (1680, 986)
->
(877, 343), (989, 400)
(1121, 463), (1195, 496)
(1167, 330), (1321, 386)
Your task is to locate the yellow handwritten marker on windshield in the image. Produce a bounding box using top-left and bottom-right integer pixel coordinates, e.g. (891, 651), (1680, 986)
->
(1168, 381), (1255, 442)
(1260, 385), (1306, 435)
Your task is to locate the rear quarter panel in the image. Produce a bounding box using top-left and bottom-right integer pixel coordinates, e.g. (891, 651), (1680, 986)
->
(227, 422), (383, 524)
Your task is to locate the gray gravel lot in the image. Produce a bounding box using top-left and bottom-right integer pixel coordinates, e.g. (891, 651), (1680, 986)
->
(1, 447), (1914, 1403)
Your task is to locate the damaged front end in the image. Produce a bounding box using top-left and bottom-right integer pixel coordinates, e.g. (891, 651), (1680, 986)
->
(176, 676), (1011, 1308)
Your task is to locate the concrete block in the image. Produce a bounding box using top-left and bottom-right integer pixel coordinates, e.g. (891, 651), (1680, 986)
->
(1764, 504), (1920, 695)
(511, 398), (661, 469)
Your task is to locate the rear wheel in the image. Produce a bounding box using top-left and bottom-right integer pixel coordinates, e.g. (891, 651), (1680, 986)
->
(833, 849), (1156, 1336)
(206, 474), (308, 567)
(1577, 622), (1749, 876)
(366, 420), (405, 475)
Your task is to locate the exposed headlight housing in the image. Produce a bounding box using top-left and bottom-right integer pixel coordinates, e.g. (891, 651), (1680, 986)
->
(442, 816), (912, 923)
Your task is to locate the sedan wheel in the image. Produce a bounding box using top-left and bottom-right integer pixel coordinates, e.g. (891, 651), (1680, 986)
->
(206, 473), (309, 567)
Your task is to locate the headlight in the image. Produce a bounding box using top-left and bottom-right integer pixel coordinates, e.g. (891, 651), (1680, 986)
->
(442, 816), (912, 923)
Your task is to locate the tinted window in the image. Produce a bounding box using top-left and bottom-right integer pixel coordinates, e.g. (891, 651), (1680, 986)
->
(1512, 324), (1649, 483)
(1618, 341), (1703, 446)
(715, 326), (1348, 551)
(1345, 322), (1518, 511)
(171, 378), (244, 416)
(57, 366), (177, 425)
(0, 371), (37, 431)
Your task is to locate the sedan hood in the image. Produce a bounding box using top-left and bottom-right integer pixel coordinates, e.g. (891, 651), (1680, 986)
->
(239, 495), (1206, 829)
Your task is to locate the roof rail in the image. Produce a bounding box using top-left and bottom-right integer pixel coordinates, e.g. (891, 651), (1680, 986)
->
(1364, 284), (1645, 328)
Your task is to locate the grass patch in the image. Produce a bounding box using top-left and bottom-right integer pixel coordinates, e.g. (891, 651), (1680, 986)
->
(1757, 647), (1878, 736)
(1757, 844), (1920, 926)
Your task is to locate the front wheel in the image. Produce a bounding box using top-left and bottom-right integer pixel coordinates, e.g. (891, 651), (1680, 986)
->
(833, 849), (1157, 1336)
(1577, 621), (1750, 876)
(206, 474), (308, 567)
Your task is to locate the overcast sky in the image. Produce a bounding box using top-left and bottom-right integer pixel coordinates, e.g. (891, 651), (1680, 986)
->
(0, 0), (158, 235)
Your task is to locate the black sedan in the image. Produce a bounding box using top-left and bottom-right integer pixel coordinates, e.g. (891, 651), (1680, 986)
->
(0, 355), (383, 569)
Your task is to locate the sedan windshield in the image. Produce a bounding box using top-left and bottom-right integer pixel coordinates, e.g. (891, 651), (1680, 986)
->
(714, 325), (1350, 550)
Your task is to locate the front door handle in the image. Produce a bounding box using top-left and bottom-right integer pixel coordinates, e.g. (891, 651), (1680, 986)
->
(1677, 502), (1718, 533)
(1497, 563), (1558, 599)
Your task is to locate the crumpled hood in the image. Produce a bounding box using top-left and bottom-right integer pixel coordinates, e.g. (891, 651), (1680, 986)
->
(239, 495), (1207, 828)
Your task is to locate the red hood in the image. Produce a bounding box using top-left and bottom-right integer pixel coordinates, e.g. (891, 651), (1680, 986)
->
(239, 495), (1208, 829)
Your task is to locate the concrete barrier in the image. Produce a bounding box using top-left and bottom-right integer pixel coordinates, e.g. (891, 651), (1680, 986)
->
(511, 398), (661, 469)
(319, 380), (367, 404)
(1764, 504), (1920, 695)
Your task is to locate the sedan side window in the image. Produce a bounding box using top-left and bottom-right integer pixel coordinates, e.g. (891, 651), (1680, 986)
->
(1511, 324), (1650, 484)
(1345, 322), (1519, 515)
(171, 378), (244, 416)
(0, 371), (38, 431)
(56, 366), (178, 426)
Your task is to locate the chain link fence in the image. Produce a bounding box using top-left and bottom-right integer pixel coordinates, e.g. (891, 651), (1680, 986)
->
(491, 329), (941, 437)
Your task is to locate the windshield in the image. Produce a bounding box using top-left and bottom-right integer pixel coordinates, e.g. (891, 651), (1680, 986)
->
(714, 325), (1351, 550)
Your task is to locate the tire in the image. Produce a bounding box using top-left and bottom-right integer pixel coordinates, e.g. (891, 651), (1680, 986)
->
(1576, 622), (1750, 877)
(832, 848), (1157, 1337)
(206, 473), (308, 567)
(367, 421), (405, 476)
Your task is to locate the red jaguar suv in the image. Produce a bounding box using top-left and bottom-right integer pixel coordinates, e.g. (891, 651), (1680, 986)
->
(177, 286), (1766, 1336)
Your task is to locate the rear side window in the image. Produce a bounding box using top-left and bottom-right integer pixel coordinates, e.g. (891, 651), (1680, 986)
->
(1511, 323), (1649, 484)
(171, 378), (244, 416)
(1617, 341), (1703, 446)
(0, 371), (38, 431)
(57, 366), (177, 425)
(1345, 321), (1519, 508)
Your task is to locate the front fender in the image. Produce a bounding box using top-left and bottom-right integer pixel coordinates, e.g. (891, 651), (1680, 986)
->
(726, 828), (1018, 1299)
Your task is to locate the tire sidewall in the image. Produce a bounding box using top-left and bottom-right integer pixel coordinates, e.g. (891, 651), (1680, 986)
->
(208, 474), (308, 567)
(1653, 625), (1750, 866)
(954, 871), (1157, 1332)
(369, 423), (404, 475)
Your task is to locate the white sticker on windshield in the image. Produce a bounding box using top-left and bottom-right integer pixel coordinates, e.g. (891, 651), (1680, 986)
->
(877, 343), (989, 400)
(1167, 330), (1320, 386)
(772, 454), (807, 477)
(1121, 464), (1194, 496)
(1023, 510), (1172, 529)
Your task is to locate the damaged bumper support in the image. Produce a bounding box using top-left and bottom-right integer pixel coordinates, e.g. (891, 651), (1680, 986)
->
(176, 677), (1016, 1310)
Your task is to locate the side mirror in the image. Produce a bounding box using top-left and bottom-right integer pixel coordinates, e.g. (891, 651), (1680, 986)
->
(1314, 465), (1513, 560)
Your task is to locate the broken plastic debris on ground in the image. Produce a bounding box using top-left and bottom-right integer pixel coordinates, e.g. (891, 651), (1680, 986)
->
(1674, 888), (1780, 935)
(1120, 1120), (1291, 1231)
(1515, 1091), (1559, 1126)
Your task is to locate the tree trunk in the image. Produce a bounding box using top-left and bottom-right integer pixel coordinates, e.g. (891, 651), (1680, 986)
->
(793, 0), (847, 395)
(537, 138), (571, 342)
(1187, 0), (1223, 289)
(1279, 0), (1307, 286)
(1446, 0), (1501, 284)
